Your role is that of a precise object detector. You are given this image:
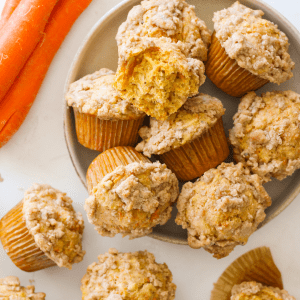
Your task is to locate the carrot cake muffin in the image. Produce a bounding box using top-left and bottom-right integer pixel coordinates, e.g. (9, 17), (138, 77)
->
(231, 282), (296, 300)
(0, 184), (85, 271)
(85, 160), (179, 239)
(66, 68), (145, 151)
(175, 162), (271, 258)
(136, 93), (229, 181)
(206, 1), (295, 97)
(114, 38), (205, 120)
(230, 90), (300, 182)
(81, 248), (176, 300)
(116, 0), (211, 60)
(0, 276), (45, 299)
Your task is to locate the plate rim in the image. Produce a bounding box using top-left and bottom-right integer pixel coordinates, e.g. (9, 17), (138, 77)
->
(63, 0), (300, 245)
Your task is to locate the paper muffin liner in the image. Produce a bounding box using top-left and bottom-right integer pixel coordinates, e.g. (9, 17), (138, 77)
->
(73, 109), (145, 152)
(86, 146), (151, 193)
(210, 246), (283, 300)
(206, 33), (269, 98)
(160, 118), (229, 181)
(0, 201), (56, 272)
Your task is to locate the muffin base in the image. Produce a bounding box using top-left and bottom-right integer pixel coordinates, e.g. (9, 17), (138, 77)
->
(0, 201), (56, 272)
(73, 109), (145, 152)
(86, 146), (150, 193)
(206, 33), (269, 98)
(160, 118), (229, 181)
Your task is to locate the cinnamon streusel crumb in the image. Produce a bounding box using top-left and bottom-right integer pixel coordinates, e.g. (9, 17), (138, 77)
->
(23, 184), (85, 269)
(0, 276), (45, 299)
(213, 1), (294, 84)
(231, 281), (296, 300)
(81, 249), (176, 300)
(66, 68), (144, 120)
(230, 90), (300, 182)
(136, 93), (225, 156)
(116, 0), (211, 60)
(85, 162), (179, 239)
(176, 163), (271, 258)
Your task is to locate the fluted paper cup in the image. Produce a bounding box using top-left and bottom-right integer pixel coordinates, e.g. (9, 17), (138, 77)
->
(210, 246), (283, 300)
(206, 32), (269, 98)
(160, 118), (229, 181)
(73, 109), (145, 152)
(86, 146), (151, 193)
(0, 201), (56, 272)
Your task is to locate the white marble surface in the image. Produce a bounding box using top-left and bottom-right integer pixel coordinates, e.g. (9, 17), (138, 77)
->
(0, 0), (300, 299)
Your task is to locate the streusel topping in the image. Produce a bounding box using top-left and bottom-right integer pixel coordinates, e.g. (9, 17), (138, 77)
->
(116, 0), (211, 60)
(136, 93), (225, 156)
(0, 276), (45, 299)
(66, 68), (144, 120)
(176, 163), (271, 258)
(81, 248), (176, 300)
(23, 184), (85, 269)
(231, 281), (296, 300)
(230, 91), (300, 182)
(213, 1), (294, 84)
(85, 162), (179, 239)
(115, 38), (205, 120)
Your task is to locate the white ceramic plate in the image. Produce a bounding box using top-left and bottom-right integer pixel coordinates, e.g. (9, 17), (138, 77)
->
(64, 0), (300, 244)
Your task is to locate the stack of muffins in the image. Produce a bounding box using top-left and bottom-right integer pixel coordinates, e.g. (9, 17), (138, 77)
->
(1, 0), (299, 299)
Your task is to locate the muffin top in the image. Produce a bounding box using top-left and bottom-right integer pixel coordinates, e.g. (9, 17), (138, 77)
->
(65, 68), (145, 120)
(23, 184), (85, 269)
(231, 281), (296, 300)
(116, 0), (211, 60)
(114, 38), (205, 121)
(175, 163), (271, 258)
(85, 162), (179, 238)
(230, 90), (300, 182)
(213, 1), (294, 84)
(136, 93), (225, 156)
(81, 248), (176, 300)
(0, 276), (45, 300)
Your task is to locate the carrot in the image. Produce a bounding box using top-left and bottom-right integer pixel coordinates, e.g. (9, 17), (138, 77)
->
(0, 0), (58, 103)
(0, 0), (93, 148)
(0, 0), (22, 28)
(0, 105), (31, 147)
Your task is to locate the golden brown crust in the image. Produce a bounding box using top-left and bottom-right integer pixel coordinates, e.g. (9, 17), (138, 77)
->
(66, 68), (144, 120)
(229, 90), (300, 182)
(136, 93), (225, 156)
(81, 248), (176, 300)
(213, 1), (294, 84)
(84, 162), (179, 239)
(176, 163), (271, 258)
(116, 0), (211, 60)
(23, 184), (85, 269)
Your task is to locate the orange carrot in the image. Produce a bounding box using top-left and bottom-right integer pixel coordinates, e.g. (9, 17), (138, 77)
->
(0, 0), (93, 148)
(0, 0), (22, 28)
(0, 0), (58, 103)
